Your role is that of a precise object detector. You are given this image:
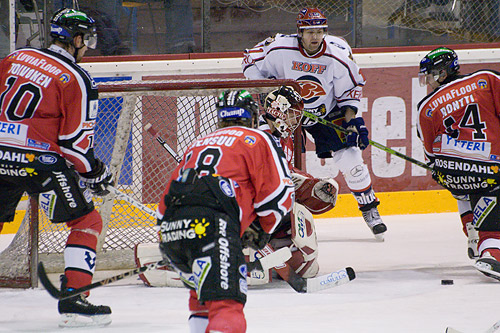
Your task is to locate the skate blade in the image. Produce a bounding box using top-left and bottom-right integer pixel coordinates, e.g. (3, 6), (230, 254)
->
(59, 313), (112, 328)
(374, 233), (385, 242)
(474, 260), (500, 281)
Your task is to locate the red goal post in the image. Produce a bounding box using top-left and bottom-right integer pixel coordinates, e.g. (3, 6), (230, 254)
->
(0, 78), (302, 288)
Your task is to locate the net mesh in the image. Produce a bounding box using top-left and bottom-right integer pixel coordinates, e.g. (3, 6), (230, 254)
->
(0, 79), (299, 287)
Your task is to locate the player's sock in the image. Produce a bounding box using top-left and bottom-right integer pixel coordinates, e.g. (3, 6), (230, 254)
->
(206, 299), (246, 333)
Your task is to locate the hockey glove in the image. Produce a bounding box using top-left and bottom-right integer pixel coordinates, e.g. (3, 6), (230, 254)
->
(79, 158), (114, 196)
(342, 117), (369, 150)
(313, 178), (339, 206)
(241, 220), (271, 250)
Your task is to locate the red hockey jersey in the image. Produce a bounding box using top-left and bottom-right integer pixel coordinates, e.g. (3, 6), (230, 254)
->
(0, 46), (99, 173)
(417, 70), (500, 194)
(158, 126), (295, 235)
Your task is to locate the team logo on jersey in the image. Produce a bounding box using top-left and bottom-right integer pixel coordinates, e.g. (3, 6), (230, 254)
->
(38, 154), (57, 165)
(27, 138), (50, 150)
(219, 179), (235, 197)
(297, 75), (326, 103)
(39, 191), (57, 220)
(478, 79), (488, 89)
(490, 154), (500, 161)
(244, 136), (256, 145)
(473, 196), (497, 228)
(425, 108), (433, 117)
(440, 134), (491, 160)
(292, 61), (327, 74)
(190, 218), (210, 239)
(59, 73), (71, 84)
(8, 52), (18, 60)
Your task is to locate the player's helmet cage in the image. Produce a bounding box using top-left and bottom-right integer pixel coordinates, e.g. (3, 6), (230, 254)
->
(418, 47), (459, 87)
(264, 86), (304, 138)
(216, 90), (259, 129)
(50, 8), (97, 49)
(296, 7), (328, 30)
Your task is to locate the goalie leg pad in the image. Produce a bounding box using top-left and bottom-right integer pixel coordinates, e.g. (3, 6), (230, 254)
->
(288, 203), (319, 277)
(288, 249), (319, 278)
(291, 203), (318, 261)
(134, 243), (184, 287)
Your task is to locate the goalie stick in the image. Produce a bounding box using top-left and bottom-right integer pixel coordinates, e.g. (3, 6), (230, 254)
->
(446, 319), (500, 333)
(302, 110), (432, 171)
(258, 244), (355, 293)
(38, 247), (293, 300)
(144, 122), (356, 292)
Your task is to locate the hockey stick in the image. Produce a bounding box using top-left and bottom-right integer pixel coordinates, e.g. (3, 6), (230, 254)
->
(37, 247), (292, 300)
(144, 123), (182, 163)
(258, 244), (355, 293)
(108, 185), (157, 217)
(302, 110), (432, 171)
(37, 260), (164, 300)
(144, 122), (356, 292)
(446, 320), (500, 333)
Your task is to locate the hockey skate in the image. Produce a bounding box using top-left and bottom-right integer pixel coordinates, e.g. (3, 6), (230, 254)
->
(361, 207), (387, 241)
(474, 251), (500, 281)
(58, 275), (112, 328)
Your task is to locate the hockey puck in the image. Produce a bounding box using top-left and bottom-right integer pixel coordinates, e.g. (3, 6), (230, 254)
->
(441, 279), (454, 285)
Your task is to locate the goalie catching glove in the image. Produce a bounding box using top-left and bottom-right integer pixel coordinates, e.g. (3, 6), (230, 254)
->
(291, 168), (339, 215)
(79, 158), (114, 196)
(241, 220), (271, 250)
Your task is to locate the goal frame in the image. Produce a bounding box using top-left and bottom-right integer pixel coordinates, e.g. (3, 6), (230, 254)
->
(0, 78), (302, 288)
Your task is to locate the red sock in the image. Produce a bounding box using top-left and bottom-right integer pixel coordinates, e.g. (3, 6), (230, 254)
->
(205, 299), (246, 333)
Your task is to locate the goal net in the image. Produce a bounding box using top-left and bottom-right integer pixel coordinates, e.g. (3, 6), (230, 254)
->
(0, 78), (301, 288)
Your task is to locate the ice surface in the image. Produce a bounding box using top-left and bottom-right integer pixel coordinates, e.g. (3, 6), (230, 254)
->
(1, 212), (499, 333)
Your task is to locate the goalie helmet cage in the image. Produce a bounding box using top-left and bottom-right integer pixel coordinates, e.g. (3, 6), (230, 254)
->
(0, 78), (302, 288)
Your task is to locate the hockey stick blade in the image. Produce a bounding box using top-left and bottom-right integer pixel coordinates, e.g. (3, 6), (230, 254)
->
(306, 267), (356, 292)
(446, 319), (500, 333)
(38, 261), (163, 300)
(38, 262), (62, 299)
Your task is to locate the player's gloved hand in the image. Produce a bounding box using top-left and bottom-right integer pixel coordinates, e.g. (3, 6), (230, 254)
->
(241, 220), (271, 250)
(79, 158), (114, 196)
(342, 117), (369, 150)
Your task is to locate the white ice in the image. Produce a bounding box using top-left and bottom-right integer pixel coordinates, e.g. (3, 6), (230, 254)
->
(1, 212), (499, 333)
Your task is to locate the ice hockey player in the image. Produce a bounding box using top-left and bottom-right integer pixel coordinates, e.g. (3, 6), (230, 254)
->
(242, 7), (387, 241)
(417, 46), (500, 281)
(156, 90), (294, 332)
(257, 85), (338, 278)
(0, 8), (113, 327)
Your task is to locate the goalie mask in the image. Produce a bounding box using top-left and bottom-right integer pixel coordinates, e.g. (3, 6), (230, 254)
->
(50, 8), (97, 49)
(216, 90), (259, 129)
(263, 86), (304, 138)
(419, 47), (459, 87)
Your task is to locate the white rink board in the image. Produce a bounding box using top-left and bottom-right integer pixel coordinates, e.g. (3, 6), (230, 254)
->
(81, 48), (500, 79)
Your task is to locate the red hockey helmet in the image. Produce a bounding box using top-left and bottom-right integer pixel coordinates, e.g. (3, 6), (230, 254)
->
(296, 7), (328, 30)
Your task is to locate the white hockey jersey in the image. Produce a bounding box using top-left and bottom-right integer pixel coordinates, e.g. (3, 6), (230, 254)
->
(242, 34), (365, 127)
